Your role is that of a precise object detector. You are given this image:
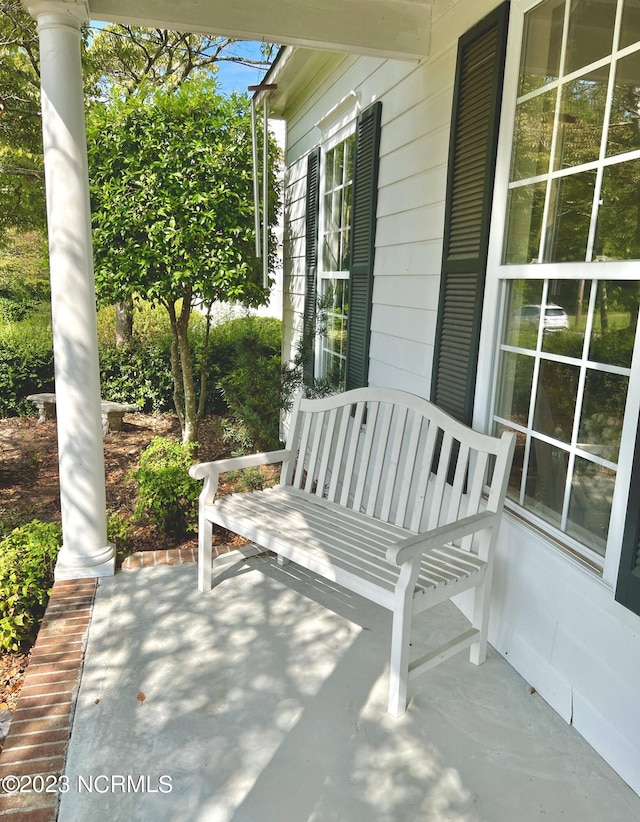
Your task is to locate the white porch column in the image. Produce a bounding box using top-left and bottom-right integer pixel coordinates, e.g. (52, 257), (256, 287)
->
(27, 0), (114, 578)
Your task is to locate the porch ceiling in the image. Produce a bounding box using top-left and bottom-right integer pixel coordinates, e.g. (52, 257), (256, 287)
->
(87, 0), (432, 60)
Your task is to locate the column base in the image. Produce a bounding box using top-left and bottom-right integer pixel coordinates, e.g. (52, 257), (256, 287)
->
(54, 543), (116, 580)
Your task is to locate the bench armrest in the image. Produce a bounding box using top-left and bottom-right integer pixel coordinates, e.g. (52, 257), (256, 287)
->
(189, 449), (291, 505)
(386, 510), (499, 566)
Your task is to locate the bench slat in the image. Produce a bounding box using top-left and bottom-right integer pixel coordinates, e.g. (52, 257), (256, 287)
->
(365, 402), (394, 518)
(353, 401), (380, 512)
(316, 407), (338, 498)
(340, 401), (366, 507)
(327, 404), (351, 503)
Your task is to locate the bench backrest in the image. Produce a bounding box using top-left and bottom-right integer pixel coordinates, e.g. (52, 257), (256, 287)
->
(282, 387), (514, 536)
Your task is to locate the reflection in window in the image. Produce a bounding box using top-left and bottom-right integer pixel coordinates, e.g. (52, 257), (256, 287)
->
(319, 133), (354, 390)
(518, 0), (564, 94)
(544, 170), (596, 261)
(504, 0), (640, 267)
(524, 437), (568, 527)
(594, 160), (640, 262)
(504, 183), (546, 263)
(322, 137), (354, 273)
(493, 279), (639, 558)
(497, 352), (535, 423)
(511, 92), (555, 180)
(534, 360), (579, 442)
(578, 370), (627, 460)
(496, 2), (640, 559)
(319, 280), (348, 390)
(608, 50), (640, 157)
(564, 0), (616, 75)
(566, 458), (616, 553)
(589, 280), (639, 367)
(620, 0), (640, 50)
(554, 72), (608, 170)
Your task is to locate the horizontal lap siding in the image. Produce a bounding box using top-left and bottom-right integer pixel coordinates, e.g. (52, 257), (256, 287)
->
(281, 0), (501, 396)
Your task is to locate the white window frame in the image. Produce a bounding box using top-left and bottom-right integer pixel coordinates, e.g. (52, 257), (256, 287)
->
(477, 0), (640, 586)
(314, 94), (360, 384)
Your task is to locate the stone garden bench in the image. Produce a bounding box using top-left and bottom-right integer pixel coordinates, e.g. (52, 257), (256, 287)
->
(26, 392), (138, 435)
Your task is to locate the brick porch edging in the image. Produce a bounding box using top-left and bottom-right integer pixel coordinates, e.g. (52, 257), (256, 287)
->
(0, 546), (201, 821)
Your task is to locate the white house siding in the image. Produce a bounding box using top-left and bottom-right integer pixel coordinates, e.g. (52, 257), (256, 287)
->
(278, 0), (640, 796)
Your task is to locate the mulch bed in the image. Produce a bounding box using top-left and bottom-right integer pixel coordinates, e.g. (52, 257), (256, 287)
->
(0, 412), (242, 716)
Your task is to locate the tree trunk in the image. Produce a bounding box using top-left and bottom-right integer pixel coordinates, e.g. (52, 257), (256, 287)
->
(197, 304), (212, 428)
(166, 294), (198, 444)
(175, 292), (198, 444)
(167, 302), (185, 431)
(115, 299), (133, 347)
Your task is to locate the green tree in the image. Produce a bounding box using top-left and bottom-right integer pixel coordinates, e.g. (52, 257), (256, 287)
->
(0, 1), (46, 247)
(86, 77), (280, 444)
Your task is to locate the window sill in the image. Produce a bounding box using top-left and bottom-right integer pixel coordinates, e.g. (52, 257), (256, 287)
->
(503, 499), (606, 578)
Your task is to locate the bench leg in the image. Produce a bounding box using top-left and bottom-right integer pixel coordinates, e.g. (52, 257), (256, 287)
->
(198, 518), (213, 593)
(469, 563), (493, 666)
(276, 554), (290, 567)
(388, 561), (420, 717)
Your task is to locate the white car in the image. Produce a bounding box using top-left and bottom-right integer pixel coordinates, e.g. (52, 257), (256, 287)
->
(516, 304), (569, 331)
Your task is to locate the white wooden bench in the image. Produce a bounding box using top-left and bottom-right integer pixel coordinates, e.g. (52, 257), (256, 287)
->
(189, 387), (515, 717)
(26, 392), (138, 435)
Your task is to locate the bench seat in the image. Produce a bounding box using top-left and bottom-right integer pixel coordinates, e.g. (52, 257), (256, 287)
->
(207, 486), (487, 611)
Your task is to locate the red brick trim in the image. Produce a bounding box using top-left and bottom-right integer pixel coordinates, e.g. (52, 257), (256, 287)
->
(0, 579), (97, 820)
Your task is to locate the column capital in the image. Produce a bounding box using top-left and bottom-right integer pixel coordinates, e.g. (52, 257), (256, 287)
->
(25, 0), (89, 27)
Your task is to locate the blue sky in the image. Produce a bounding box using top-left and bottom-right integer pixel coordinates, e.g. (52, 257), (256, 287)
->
(214, 41), (272, 95)
(88, 23), (272, 97)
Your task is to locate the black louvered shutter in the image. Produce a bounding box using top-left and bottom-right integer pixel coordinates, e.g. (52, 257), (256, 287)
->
(303, 147), (321, 386)
(616, 421), (640, 616)
(345, 101), (382, 391)
(431, 3), (509, 423)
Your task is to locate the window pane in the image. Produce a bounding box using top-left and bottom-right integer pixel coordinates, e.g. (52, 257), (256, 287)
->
(620, 0), (640, 50)
(503, 182), (547, 263)
(322, 229), (339, 271)
(333, 144), (345, 187)
(524, 437), (568, 527)
(566, 457), (615, 555)
(511, 91), (556, 180)
(504, 279), (545, 347)
(325, 151), (335, 188)
(533, 360), (579, 442)
(320, 279), (348, 389)
(594, 159), (640, 261)
(554, 71), (608, 170)
(589, 280), (640, 366)
(544, 170), (596, 261)
(497, 351), (535, 423)
(518, 0), (565, 94)
(607, 50), (640, 157)
(578, 370), (628, 460)
(565, 0), (616, 75)
(540, 280), (584, 355)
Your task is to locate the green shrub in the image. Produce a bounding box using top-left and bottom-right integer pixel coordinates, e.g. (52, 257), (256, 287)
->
(0, 311), (54, 417)
(219, 354), (285, 450)
(130, 437), (200, 536)
(0, 520), (61, 651)
(99, 339), (174, 413)
(203, 315), (282, 413)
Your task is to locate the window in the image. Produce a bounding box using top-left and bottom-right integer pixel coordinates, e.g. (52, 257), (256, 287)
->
(318, 133), (355, 390)
(304, 101), (382, 392)
(492, 0), (640, 574)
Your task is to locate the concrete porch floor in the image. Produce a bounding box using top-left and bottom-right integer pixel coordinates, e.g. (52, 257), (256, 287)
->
(58, 554), (640, 822)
